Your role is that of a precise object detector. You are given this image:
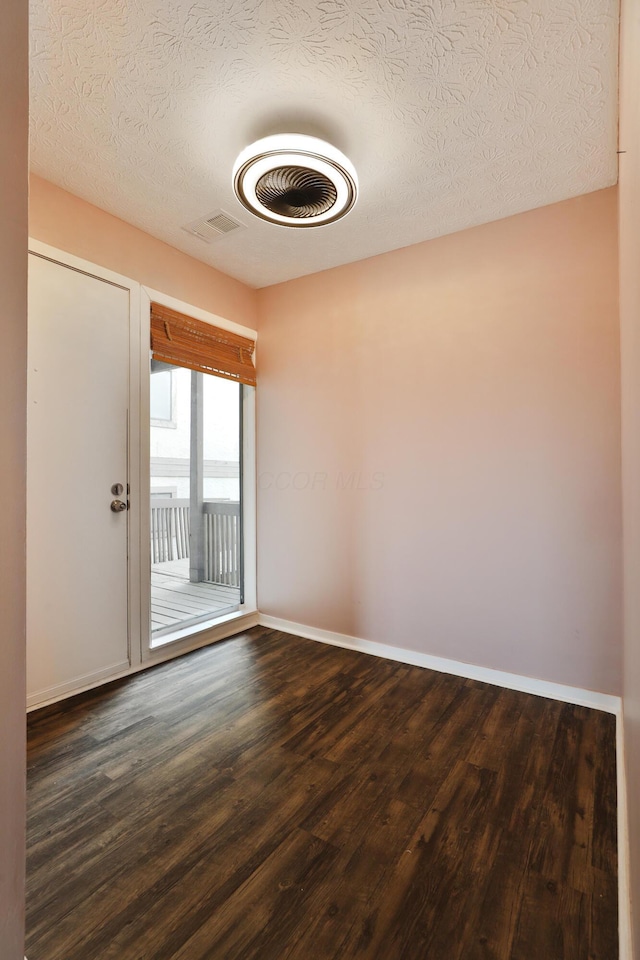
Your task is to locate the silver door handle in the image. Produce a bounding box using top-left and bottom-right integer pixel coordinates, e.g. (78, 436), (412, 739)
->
(110, 499), (127, 513)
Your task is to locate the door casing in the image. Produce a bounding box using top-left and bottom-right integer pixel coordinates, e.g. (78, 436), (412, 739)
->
(26, 240), (258, 709)
(138, 284), (257, 661)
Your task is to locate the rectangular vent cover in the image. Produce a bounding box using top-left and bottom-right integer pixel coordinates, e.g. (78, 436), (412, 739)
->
(182, 210), (244, 243)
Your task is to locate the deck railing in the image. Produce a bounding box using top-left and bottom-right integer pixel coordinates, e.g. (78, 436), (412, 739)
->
(150, 499), (241, 586)
(203, 501), (241, 586)
(151, 499), (190, 563)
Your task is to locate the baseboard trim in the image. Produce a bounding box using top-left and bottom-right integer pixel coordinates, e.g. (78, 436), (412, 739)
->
(27, 660), (131, 710)
(26, 611), (260, 712)
(260, 615), (629, 952)
(144, 610), (259, 660)
(617, 707), (633, 960)
(258, 615), (621, 715)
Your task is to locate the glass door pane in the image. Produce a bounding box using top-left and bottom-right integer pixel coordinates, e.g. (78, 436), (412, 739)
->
(149, 360), (242, 644)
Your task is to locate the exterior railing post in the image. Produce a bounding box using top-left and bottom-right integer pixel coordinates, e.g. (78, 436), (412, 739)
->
(189, 370), (205, 583)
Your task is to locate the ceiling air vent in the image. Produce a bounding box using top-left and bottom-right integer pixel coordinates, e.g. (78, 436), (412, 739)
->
(182, 210), (244, 243)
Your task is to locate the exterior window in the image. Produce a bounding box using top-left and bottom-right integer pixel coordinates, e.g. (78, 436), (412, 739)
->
(150, 488), (177, 499)
(150, 367), (174, 425)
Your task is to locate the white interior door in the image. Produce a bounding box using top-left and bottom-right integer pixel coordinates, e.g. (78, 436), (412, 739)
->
(27, 253), (131, 703)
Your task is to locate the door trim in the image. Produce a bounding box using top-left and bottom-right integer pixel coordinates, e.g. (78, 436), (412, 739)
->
(26, 240), (258, 689)
(139, 285), (258, 662)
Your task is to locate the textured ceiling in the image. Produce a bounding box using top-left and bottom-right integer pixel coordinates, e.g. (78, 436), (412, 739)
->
(30, 0), (619, 288)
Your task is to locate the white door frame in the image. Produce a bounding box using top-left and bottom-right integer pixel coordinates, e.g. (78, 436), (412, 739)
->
(139, 286), (258, 662)
(25, 241), (259, 707)
(27, 239), (143, 675)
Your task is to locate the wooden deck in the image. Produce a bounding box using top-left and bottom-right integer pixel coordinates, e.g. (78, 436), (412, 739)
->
(151, 559), (240, 634)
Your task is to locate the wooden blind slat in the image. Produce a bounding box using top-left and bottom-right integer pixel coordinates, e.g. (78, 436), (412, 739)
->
(150, 303), (256, 386)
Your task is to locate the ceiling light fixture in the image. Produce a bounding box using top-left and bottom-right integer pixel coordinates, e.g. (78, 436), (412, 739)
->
(232, 134), (358, 228)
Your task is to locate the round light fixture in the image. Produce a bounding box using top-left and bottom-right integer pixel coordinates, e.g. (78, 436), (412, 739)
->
(233, 134), (358, 228)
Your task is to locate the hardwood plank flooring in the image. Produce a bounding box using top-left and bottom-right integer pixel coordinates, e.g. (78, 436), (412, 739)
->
(26, 627), (618, 960)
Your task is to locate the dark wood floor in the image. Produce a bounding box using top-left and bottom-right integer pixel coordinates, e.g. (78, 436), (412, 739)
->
(26, 627), (618, 960)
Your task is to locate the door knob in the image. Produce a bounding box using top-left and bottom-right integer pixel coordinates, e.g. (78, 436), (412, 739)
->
(110, 499), (128, 513)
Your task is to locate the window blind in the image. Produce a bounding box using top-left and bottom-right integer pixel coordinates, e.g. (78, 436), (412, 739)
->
(150, 302), (256, 387)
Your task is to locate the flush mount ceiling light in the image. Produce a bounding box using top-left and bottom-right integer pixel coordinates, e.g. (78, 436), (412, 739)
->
(232, 134), (358, 228)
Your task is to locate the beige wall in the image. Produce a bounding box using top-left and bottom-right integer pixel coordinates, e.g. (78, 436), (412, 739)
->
(29, 175), (258, 329)
(619, 0), (640, 953)
(257, 188), (622, 694)
(0, 0), (28, 955)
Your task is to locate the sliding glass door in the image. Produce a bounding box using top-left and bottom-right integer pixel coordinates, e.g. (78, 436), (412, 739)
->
(149, 360), (243, 645)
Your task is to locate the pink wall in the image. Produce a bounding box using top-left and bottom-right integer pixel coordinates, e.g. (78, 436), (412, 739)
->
(257, 188), (622, 694)
(0, 0), (27, 955)
(619, 0), (640, 952)
(29, 175), (258, 329)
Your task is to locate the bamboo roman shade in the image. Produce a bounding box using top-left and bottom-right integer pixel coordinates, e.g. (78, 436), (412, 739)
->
(150, 302), (256, 387)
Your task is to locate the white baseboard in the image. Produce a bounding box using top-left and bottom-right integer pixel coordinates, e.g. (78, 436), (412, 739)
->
(617, 708), (633, 960)
(143, 610), (259, 661)
(27, 660), (131, 710)
(260, 614), (630, 954)
(258, 615), (621, 714)
(25, 612), (632, 954)
(27, 611), (259, 711)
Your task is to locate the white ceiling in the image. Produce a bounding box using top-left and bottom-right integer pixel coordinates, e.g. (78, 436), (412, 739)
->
(30, 0), (619, 289)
